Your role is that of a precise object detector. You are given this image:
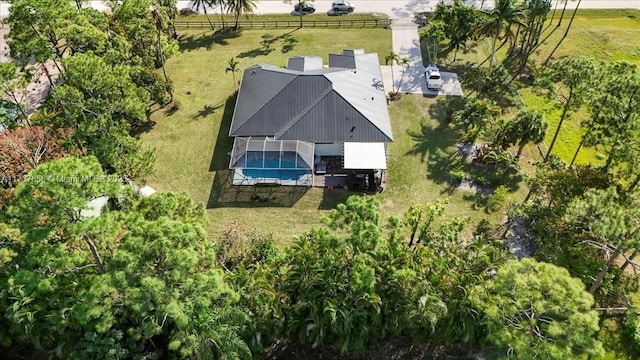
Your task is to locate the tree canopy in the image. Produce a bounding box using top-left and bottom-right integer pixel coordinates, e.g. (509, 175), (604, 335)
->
(471, 258), (603, 359)
(0, 157), (249, 359)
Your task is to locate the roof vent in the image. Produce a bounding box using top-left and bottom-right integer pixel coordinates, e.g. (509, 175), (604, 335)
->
(343, 49), (365, 56)
(287, 56), (323, 71)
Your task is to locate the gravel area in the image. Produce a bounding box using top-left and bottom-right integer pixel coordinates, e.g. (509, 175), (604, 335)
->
(456, 142), (476, 160)
(503, 216), (537, 259)
(1, 22), (59, 116)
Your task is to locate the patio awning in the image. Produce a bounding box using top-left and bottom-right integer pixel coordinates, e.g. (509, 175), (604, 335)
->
(343, 142), (387, 170)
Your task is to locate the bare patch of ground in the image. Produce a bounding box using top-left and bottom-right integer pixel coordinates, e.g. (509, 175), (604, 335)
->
(454, 142), (537, 258)
(1, 23), (60, 116)
(503, 216), (536, 259)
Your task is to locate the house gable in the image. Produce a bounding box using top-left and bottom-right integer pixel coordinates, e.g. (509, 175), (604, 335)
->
(277, 91), (391, 142)
(229, 65), (297, 136)
(229, 50), (392, 143)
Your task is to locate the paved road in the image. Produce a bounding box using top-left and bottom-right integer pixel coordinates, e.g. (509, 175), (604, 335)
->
(1, 1), (639, 21)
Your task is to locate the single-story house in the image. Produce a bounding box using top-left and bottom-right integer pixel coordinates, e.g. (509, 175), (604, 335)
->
(228, 49), (392, 191)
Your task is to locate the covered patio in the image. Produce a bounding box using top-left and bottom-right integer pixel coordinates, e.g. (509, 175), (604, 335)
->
(314, 142), (387, 192)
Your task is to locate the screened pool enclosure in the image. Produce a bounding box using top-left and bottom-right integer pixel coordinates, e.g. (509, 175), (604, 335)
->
(229, 137), (314, 186)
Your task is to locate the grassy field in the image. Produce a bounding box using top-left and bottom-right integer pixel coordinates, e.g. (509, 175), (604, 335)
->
(518, 9), (640, 163)
(141, 24), (523, 242)
(439, 9), (640, 164)
(141, 27), (393, 242)
(142, 9), (640, 242)
(381, 95), (529, 232)
(176, 12), (389, 23)
(531, 9), (640, 66)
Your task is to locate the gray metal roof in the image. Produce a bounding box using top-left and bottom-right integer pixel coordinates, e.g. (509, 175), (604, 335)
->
(229, 51), (393, 143)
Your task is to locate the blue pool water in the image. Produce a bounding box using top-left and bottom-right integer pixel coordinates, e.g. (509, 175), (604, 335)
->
(241, 156), (310, 180)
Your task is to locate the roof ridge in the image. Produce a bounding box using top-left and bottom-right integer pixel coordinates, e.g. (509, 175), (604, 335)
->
(274, 85), (333, 140)
(232, 67), (297, 135)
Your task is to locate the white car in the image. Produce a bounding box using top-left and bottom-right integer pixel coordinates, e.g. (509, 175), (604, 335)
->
(331, 1), (354, 12)
(425, 65), (443, 91)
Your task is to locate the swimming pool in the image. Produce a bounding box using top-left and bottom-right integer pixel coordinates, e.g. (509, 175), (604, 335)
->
(239, 151), (311, 181)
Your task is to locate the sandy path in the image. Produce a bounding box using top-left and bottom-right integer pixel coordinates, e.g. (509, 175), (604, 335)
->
(1, 21), (60, 117)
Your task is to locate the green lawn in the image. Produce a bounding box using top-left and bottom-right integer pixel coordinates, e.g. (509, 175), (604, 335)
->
(143, 9), (640, 242)
(531, 9), (640, 66)
(521, 10), (640, 163)
(141, 26), (520, 242)
(440, 10), (640, 164)
(381, 95), (527, 235)
(518, 88), (602, 165)
(177, 12), (389, 23)
(141, 27), (393, 242)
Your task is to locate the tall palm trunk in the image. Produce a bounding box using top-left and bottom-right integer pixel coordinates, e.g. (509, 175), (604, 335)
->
(41, 63), (55, 88)
(621, 249), (639, 272)
(590, 245), (624, 295)
(546, 0), (560, 29)
(220, 4), (226, 28)
(157, 31), (169, 83)
(390, 63), (396, 94)
(489, 36), (497, 71)
(543, 0), (581, 66)
(544, 88), (573, 162)
(570, 102), (601, 167)
(516, 141), (527, 157)
(203, 7), (215, 30)
(297, 0), (304, 28)
(556, 0), (569, 28)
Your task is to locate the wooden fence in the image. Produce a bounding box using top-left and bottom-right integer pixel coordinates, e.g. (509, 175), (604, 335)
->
(174, 19), (387, 29)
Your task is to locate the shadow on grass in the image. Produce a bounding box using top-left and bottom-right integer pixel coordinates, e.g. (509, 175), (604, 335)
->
(130, 120), (157, 137)
(206, 93), (309, 207)
(208, 94), (236, 173)
(208, 171), (310, 208)
(178, 28), (243, 52)
(406, 121), (464, 194)
(237, 29), (299, 58)
(445, 60), (518, 108)
(318, 189), (351, 210)
(427, 95), (465, 123)
(192, 102), (225, 120)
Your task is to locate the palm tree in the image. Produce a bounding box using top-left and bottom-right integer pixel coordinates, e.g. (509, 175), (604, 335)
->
(540, 57), (595, 162)
(227, 0), (256, 29)
(226, 57), (240, 91)
(192, 0), (215, 30)
(543, 0), (582, 66)
(511, 109), (547, 157)
(396, 57), (411, 94)
(213, 0), (227, 29)
(151, 9), (169, 83)
(452, 97), (501, 142)
(385, 51), (400, 96)
(475, 0), (526, 71)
